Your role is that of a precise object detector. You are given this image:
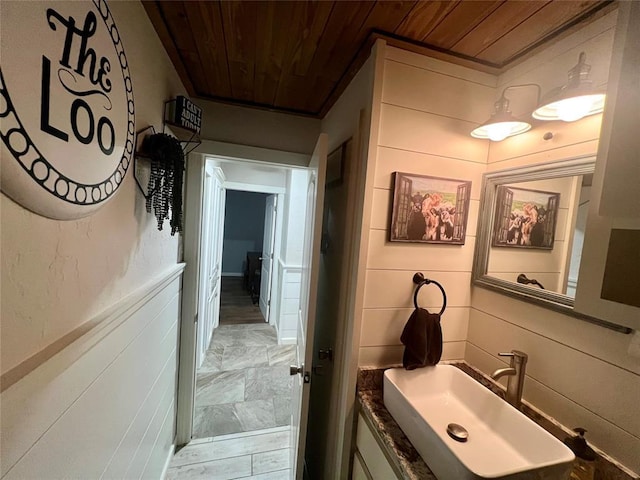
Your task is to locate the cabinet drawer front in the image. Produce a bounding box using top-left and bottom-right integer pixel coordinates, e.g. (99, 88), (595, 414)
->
(356, 413), (399, 480)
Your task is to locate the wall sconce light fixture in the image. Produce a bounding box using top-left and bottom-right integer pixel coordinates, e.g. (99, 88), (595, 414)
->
(532, 52), (606, 122)
(472, 51), (606, 141)
(470, 85), (537, 142)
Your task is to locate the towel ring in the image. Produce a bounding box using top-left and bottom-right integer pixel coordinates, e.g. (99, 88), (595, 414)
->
(412, 272), (447, 315)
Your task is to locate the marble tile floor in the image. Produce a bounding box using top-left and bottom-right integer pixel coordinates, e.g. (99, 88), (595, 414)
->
(167, 426), (292, 480)
(194, 324), (297, 439)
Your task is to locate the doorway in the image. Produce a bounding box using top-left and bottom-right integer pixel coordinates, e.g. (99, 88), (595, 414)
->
(192, 186), (295, 442)
(219, 190), (271, 327)
(175, 136), (327, 480)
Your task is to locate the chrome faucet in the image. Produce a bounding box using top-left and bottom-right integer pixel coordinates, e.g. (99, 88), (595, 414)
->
(491, 350), (528, 409)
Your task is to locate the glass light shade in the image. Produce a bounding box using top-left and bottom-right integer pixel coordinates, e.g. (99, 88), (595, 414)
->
(471, 120), (531, 141)
(532, 52), (605, 122)
(532, 93), (605, 122)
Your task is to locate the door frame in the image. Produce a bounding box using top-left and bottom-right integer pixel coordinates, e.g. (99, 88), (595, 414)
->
(176, 143), (309, 447)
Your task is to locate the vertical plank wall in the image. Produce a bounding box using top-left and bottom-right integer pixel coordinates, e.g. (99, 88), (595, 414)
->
(466, 10), (640, 474)
(0, 269), (183, 479)
(357, 45), (495, 366)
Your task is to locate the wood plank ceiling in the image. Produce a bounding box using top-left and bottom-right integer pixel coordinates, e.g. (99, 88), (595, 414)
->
(143, 0), (612, 118)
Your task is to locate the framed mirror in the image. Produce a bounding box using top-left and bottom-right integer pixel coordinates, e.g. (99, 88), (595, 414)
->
(472, 156), (631, 333)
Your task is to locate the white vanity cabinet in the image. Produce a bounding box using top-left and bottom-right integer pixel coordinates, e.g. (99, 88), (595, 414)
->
(353, 413), (400, 480)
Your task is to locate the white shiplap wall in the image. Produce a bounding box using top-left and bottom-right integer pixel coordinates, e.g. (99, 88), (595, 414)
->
(0, 267), (183, 480)
(467, 10), (640, 475)
(357, 45), (495, 366)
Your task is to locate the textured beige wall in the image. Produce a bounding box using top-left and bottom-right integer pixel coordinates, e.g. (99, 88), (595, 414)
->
(1, 1), (185, 375)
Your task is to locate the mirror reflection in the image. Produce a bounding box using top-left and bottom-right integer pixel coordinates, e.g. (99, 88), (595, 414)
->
(487, 174), (593, 297)
(472, 156), (596, 311)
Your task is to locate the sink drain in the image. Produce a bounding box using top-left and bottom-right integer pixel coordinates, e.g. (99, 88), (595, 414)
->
(447, 423), (469, 442)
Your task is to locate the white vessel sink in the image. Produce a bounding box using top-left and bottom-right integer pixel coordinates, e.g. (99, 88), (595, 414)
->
(383, 365), (574, 480)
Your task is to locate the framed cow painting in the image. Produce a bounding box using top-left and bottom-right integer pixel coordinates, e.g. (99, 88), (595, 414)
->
(389, 172), (471, 245)
(492, 186), (560, 249)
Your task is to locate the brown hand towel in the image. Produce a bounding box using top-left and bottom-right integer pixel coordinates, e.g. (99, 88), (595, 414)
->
(400, 307), (443, 370)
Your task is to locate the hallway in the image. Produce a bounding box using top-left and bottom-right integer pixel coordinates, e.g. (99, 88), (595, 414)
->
(193, 323), (295, 438)
(167, 273), (296, 479)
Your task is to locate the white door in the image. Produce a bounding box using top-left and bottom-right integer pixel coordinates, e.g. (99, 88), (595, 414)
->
(290, 134), (328, 478)
(259, 195), (277, 322)
(196, 164), (225, 367)
(210, 177), (226, 332)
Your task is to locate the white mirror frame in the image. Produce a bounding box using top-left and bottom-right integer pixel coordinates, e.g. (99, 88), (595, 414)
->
(472, 155), (632, 334)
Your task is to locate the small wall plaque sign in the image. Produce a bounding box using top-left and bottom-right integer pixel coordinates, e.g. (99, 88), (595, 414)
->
(167, 96), (202, 134)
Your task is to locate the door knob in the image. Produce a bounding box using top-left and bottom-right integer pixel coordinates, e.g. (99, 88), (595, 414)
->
(290, 365), (311, 383)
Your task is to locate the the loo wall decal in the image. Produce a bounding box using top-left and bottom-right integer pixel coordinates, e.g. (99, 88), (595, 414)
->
(0, 0), (134, 219)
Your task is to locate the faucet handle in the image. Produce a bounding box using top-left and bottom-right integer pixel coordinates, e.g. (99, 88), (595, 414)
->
(499, 350), (528, 364)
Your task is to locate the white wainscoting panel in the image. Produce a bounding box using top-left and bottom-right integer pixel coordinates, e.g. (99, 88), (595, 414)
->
(0, 266), (183, 480)
(276, 261), (302, 344)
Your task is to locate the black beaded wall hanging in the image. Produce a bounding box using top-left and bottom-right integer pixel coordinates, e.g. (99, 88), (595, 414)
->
(133, 99), (201, 235)
(134, 126), (188, 235)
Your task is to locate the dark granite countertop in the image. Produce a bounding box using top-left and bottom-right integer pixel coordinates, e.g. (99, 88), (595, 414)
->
(356, 362), (638, 480)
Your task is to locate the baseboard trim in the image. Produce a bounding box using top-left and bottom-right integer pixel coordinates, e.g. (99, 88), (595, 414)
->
(161, 443), (176, 479)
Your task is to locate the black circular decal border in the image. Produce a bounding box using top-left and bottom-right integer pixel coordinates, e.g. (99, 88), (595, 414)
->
(0, 0), (135, 207)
